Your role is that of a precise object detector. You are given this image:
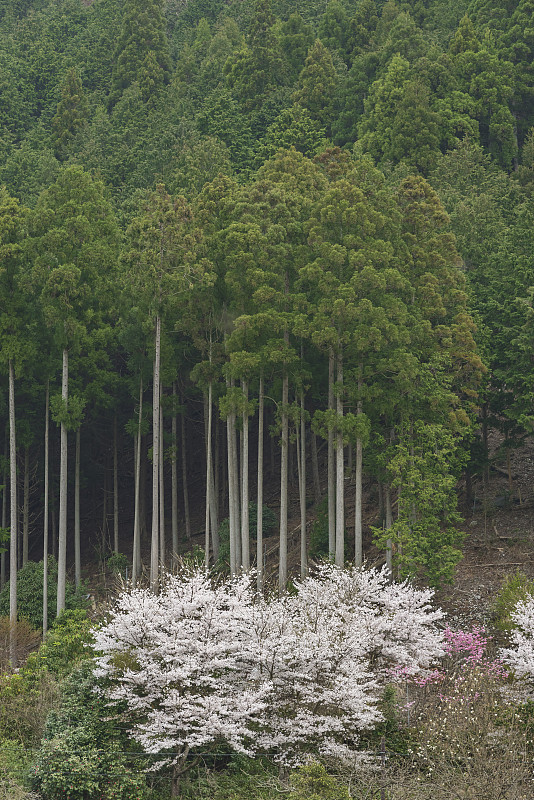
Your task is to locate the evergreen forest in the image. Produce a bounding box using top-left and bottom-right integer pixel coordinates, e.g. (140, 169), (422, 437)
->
(2, 0), (534, 796)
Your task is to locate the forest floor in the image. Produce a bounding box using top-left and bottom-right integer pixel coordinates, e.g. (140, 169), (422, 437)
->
(437, 430), (534, 627)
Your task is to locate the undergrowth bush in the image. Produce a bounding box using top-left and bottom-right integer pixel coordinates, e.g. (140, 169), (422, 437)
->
(0, 609), (92, 746)
(288, 763), (350, 800)
(0, 617), (41, 671)
(0, 738), (37, 800)
(492, 570), (534, 638)
(180, 756), (280, 800)
(31, 661), (147, 800)
(0, 559), (87, 631)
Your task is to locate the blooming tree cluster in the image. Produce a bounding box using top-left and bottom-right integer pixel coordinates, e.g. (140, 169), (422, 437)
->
(93, 565), (444, 778)
(253, 565), (444, 764)
(501, 594), (534, 682)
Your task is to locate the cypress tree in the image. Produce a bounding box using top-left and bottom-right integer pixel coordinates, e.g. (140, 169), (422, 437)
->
(109, 0), (170, 109)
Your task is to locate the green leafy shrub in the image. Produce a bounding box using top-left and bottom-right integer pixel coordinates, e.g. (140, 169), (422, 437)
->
(24, 610), (94, 678)
(0, 616), (41, 671)
(180, 756), (280, 800)
(31, 662), (147, 800)
(0, 608), (94, 746)
(0, 661), (58, 746)
(106, 552), (129, 576)
(492, 571), (534, 637)
(33, 729), (146, 800)
(288, 763), (350, 800)
(0, 739), (37, 800)
(0, 559), (87, 632)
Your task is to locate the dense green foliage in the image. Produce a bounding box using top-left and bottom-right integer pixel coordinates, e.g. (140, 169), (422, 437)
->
(0, 560), (86, 631)
(0, 0), (532, 594)
(31, 662), (147, 800)
(0, 8), (534, 796)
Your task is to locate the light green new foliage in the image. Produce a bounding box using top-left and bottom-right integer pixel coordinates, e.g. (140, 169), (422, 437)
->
(493, 571), (534, 636)
(289, 762), (350, 800)
(373, 418), (465, 587)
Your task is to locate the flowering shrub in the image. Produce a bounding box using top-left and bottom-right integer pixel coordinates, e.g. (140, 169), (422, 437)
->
(390, 625), (508, 707)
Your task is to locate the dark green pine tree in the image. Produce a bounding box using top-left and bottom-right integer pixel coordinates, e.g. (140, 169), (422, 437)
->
(278, 12), (314, 82)
(292, 40), (339, 135)
(318, 0), (350, 63)
(51, 67), (88, 159)
(449, 14), (480, 55)
(109, 0), (170, 109)
(224, 0), (286, 110)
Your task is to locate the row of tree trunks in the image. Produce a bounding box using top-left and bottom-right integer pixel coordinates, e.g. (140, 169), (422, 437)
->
(4, 350), (391, 654)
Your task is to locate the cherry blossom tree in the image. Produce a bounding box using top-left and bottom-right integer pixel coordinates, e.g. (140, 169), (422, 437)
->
(254, 564), (444, 765)
(501, 595), (534, 682)
(93, 569), (266, 795)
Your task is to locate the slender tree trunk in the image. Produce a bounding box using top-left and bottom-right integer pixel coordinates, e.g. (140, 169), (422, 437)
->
(279, 370), (289, 591)
(140, 433), (147, 543)
(385, 484), (393, 576)
(113, 415), (119, 555)
(57, 348), (68, 617)
(9, 360), (17, 665)
(299, 390), (307, 579)
(238, 428), (243, 546)
(132, 377), (143, 583)
(257, 375), (264, 591)
(354, 369), (363, 568)
(102, 466), (107, 551)
(74, 427), (81, 589)
(204, 389), (212, 569)
(171, 383), (178, 566)
(482, 403), (489, 490)
(222, 418), (228, 518)
(354, 432), (363, 568)
(22, 446), (29, 567)
(311, 429), (321, 503)
(150, 315), (161, 592)
(335, 351), (344, 567)
(1, 427), (7, 592)
(51, 437), (57, 562)
(328, 347), (335, 559)
(208, 383), (219, 562)
(226, 378), (237, 575)
(181, 401), (191, 541)
(159, 397), (165, 569)
(270, 407), (275, 475)
(214, 413), (220, 523)
(241, 379), (250, 571)
(287, 422), (297, 488)
(231, 380), (241, 569)
(43, 382), (49, 634)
